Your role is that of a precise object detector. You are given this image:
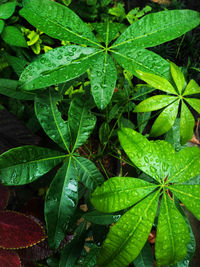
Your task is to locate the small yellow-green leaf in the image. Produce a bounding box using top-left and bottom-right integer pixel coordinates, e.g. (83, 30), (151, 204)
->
(170, 184), (200, 220)
(136, 69), (177, 94)
(155, 191), (190, 266)
(183, 79), (200, 96)
(134, 95), (178, 112)
(170, 62), (186, 94)
(98, 190), (160, 267)
(150, 100), (179, 137)
(91, 177), (158, 212)
(180, 101), (194, 145)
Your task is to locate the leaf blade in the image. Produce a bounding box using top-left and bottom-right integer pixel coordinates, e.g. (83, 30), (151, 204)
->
(183, 79), (200, 96)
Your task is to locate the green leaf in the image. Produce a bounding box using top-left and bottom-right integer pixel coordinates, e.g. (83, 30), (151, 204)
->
(82, 245), (100, 267)
(150, 100), (179, 137)
(133, 242), (154, 267)
(0, 2), (16, 19)
(91, 52), (117, 109)
(167, 146), (200, 184)
(59, 222), (86, 267)
(183, 79), (200, 96)
(118, 128), (175, 183)
(35, 89), (71, 152)
(83, 210), (121, 225)
(6, 53), (28, 76)
(0, 19), (4, 33)
(155, 191), (190, 266)
(73, 156), (104, 190)
(111, 10), (200, 50)
(111, 47), (171, 80)
(0, 146), (65, 185)
(97, 190), (160, 267)
(135, 69), (177, 94)
(0, 79), (35, 100)
(20, 0), (100, 47)
(185, 98), (200, 114)
(180, 101), (195, 145)
(134, 95), (178, 112)
(165, 118), (182, 152)
(92, 22), (124, 45)
(91, 177), (158, 212)
(19, 45), (101, 90)
(68, 95), (96, 151)
(99, 122), (110, 144)
(1, 26), (27, 47)
(170, 62), (186, 94)
(45, 158), (78, 249)
(137, 112), (151, 134)
(170, 184), (200, 220)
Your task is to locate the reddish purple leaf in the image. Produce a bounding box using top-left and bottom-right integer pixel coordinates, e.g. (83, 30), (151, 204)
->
(0, 211), (46, 249)
(0, 184), (9, 210)
(0, 249), (21, 267)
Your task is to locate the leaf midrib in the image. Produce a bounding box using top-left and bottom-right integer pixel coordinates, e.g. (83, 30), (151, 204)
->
(170, 186), (200, 200)
(102, 189), (160, 266)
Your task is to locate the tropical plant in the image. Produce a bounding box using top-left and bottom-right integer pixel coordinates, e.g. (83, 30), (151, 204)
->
(91, 128), (200, 267)
(18, 0), (200, 109)
(134, 62), (200, 144)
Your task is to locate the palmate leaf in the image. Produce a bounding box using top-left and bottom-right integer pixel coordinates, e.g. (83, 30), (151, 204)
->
(170, 62), (186, 94)
(68, 95), (96, 151)
(170, 185), (200, 220)
(0, 211), (46, 249)
(73, 156), (104, 190)
(20, 0), (100, 47)
(155, 191), (190, 266)
(83, 210), (121, 225)
(35, 89), (71, 152)
(111, 10), (200, 50)
(185, 98), (200, 114)
(91, 177), (158, 212)
(183, 79), (200, 96)
(0, 249), (21, 267)
(111, 47), (171, 80)
(45, 158), (78, 249)
(91, 52), (117, 109)
(0, 146), (65, 185)
(97, 190), (160, 267)
(19, 45), (101, 90)
(118, 128), (175, 183)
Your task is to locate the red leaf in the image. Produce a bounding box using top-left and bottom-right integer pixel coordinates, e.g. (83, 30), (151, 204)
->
(0, 249), (21, 267)
(0, 184), (10, 210)
(0, 211), (46, 249)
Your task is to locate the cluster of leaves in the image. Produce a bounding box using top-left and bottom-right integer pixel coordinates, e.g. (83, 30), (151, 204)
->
(0, 0), (200, 266)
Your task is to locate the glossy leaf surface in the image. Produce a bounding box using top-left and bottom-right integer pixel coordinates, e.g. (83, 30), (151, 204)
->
(91, 177), (158, 212)
(97, 191), (159, 267)
(180, 101), (194, 145)
(112, 47), (171, 80)
(1, 26), (27, 47)
(35, 89), (70, 151)
(91, 52), (117, 109)
(20, 45), (101, 90)
(155, 191), (190, 266)
(134, 95), (178, 112)
(0, 146), (65, 185)
(185, 98), (200, 114)
(118, 128), (175, 182)
(170, 184), (200, 220)
(20, 0), (100, 47)
(112, 10), (200, 49)
(68, 96), (96, 151)
(183, 79), (200, 96)
(0, 79), (34, 100)
(0, 249), (21, 267)
(45, 158), (78, 249)
(168, 146), (200, 184)
(0, 211), (46, 249)
(170, 62), (186, 94)
(150, 100), (179, 136)
(83, 210), (121, 225)
(73, 156), (104, 190)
